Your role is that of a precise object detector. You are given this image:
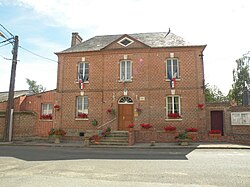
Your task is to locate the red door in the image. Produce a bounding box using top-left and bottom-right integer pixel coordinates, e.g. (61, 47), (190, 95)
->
(118, 104), (134, 131)
(211, 111), (224, 135)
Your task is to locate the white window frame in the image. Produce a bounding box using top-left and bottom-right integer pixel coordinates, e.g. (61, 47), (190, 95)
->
(166, 95), (181, 117)
(76, 96), (88, 117)
(166, 58), (179, 80)
(120, 60), (132, 81)
(41, 103), (52, 115)
(118, 37), (134, 47)
(78, 62), (89, 82)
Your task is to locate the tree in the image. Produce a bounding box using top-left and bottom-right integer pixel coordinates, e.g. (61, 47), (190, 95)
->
(205, 83), (228, 103)
(26, 78), (46, 94)
(229, 56), (250, 105)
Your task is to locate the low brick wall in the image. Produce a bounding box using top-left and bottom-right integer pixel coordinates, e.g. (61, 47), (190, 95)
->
(0, 111), (37, 140)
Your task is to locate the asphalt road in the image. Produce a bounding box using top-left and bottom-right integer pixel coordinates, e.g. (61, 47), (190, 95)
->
(0, 146), (194, 161)
(0, 146), (250, 187)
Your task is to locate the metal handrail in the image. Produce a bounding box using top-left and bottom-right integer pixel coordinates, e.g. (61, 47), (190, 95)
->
(97, 117), (117, 129)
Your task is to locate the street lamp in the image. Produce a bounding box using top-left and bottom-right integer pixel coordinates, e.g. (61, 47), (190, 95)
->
(0, 27), (19, 142)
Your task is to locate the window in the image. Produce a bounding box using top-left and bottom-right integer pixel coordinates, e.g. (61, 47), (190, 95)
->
(78, 62), (89, 82)
(118, 37), (134, 47)
(41, 103), (52, 115)
(166, 59), (179, 79)
(76, 96), (88, 118)
(166, 96), (181, 118)
(120, 60), (132, 81)
(40, 103), (53, 120)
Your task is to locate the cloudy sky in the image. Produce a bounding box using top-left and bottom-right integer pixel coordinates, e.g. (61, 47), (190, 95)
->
(0, 0), (250, 94)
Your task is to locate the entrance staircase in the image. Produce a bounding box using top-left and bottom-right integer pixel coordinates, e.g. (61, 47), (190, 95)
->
(91, 131), (129, 146)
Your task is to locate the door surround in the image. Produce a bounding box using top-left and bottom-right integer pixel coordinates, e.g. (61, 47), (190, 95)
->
(118, 96), (134, 130)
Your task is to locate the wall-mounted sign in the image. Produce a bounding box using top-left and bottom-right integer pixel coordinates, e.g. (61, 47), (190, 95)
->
(139, 97), (145, 101)
(231, 112), (250, 125)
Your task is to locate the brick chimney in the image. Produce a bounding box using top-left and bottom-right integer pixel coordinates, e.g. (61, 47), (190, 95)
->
(71, 32), (82, 47)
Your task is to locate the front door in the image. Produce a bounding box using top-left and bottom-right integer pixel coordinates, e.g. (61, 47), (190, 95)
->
(211, 111), (224, 135)
(118, 104), (134, 131)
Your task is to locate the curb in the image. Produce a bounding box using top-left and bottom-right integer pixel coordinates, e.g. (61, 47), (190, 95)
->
(1, 142), (250, 149)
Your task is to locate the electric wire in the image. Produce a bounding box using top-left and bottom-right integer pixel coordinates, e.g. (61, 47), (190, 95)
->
(0, 42), (11, 48)
(19, 45), (58, 63)
(0, 54), (12, 61)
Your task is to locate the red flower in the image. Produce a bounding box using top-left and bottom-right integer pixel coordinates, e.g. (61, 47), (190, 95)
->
(140, 123), (152, 129)
(48, 128), (66, 137)
(164, 126), (176, 131)
(168, 113), (181, 119)
(198, 104), (204, 109)
(128, 124), (135, 128)
(209, 130), (221, 134)
(185, 127), (198, 132)
(40, 114), (53, 120)
(78, 113), (88, 118)
(54, 104), (60, 109)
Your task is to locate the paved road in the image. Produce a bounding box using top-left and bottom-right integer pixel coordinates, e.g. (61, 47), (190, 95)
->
(0, 146), (250, 187)
(0, 146), (194, 161)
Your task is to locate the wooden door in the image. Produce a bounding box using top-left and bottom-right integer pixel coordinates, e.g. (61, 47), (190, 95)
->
(118, 104), (134, 131)
(211, 111), (224, 135)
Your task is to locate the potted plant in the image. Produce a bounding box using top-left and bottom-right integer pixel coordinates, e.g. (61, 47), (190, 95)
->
(197, 104), (204, 110)
(107, 108), (116, 116)
(48, 128), (66, 143)
(185, 127), (198, 140)
(208, 130), (222, 137)
(128, 124), (135, 132)
(54, 104), (60, 111)
(167, 113), (181, 119)
(175, 132), (192, 146)
(40, 114), (53, 120)
(164, 125), (176, 133)
(140, 123), (153, 130)
(136, 107), (142, 115)
(78, 113), (88, 119)
(91, 119), (98, 126)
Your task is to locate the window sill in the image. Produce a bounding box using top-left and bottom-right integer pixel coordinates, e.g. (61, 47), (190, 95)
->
(75, 81), (89, 84)
(39, 119), (53, 122)
(165, 118), (183, 121)
(118, 80), (133, 83)
(75, 118), (89, 121)
(166, 79), (180, 82)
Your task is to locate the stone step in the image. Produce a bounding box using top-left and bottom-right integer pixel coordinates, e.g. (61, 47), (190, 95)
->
(100, 138), (128, 143)
(91, 141), (129, 146)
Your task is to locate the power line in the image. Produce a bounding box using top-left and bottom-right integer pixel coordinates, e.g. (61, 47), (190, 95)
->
(0, 42), (12, 48)
(0, 24), (14, 38)
(0, 54), (12, 61)
(19, 45), (58, 63)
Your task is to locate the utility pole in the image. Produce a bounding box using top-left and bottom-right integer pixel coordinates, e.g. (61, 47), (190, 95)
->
(4, 35), (19, 142)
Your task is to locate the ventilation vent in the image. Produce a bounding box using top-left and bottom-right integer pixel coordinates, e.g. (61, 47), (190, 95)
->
(118, 37), (134, 47)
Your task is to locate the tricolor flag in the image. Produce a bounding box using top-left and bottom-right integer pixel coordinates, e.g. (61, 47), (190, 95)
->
(79, 79), (84, 90)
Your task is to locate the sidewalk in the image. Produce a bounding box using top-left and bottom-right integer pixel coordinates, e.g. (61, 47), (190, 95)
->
(1, 140), (250, 149)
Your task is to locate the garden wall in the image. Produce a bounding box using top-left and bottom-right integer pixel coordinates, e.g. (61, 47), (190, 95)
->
(0, 111), (37, 141)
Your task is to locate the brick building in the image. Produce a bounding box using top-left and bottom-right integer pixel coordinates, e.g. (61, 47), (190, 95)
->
(0, 31), (209, 141)
(54, 32), (206, 137)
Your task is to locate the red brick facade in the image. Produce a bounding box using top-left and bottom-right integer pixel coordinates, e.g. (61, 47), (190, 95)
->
(1, 32), (250, 144)
(54, 35), (206, 137)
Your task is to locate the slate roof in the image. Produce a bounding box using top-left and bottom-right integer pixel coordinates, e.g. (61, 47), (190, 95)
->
(0, 90), (33, 102)
(59, 32), (201, 53)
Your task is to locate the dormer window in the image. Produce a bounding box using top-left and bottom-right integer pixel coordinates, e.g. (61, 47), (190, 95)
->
(118, 37), (134, 47)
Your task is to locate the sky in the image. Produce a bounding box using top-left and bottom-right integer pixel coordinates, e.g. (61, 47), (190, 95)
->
(0, 0), (250, 94)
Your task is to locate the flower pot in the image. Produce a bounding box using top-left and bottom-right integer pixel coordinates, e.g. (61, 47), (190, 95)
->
(129, 128), (134, 132)
(165, 130), (176, 134)
(178, 139), (190, 146)
(54, 137), (60, 144)
(209, 133), (221, 137)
